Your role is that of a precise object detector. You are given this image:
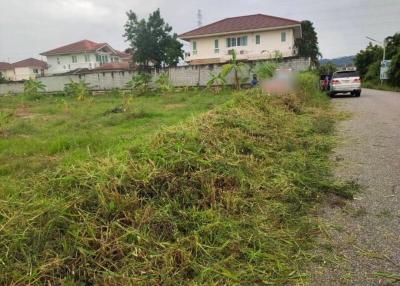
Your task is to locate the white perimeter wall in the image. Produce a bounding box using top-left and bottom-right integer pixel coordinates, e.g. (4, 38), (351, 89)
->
(0, 58), (310, 95)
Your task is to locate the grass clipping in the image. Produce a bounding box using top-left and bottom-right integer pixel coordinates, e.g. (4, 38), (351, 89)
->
(1, 86), (347, 285)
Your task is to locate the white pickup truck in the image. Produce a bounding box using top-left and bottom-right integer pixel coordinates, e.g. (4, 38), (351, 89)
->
(329, 70), (361, 97)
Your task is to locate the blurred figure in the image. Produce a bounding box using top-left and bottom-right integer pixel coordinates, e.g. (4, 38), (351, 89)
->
(251, 74), (258, 87)
(322, 75), (330, 91)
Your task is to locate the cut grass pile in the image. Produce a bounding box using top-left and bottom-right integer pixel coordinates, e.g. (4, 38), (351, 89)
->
(0, 80), (351, 285)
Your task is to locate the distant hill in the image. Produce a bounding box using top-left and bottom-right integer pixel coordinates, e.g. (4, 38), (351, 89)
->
(320, 56), (355, 67)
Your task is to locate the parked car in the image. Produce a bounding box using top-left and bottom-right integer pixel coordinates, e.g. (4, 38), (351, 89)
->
(329, 70), (361, 97)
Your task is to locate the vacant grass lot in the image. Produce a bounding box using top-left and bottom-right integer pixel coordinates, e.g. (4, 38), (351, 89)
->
(0, 90), (230, 192)
(0, 80), (353, 285)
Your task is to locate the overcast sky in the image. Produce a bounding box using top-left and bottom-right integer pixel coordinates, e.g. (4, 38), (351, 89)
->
(1, 0), (399, 62)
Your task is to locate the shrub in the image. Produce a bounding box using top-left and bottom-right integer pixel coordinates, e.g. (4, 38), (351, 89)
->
(254, 61), (277, 80)
(155, 72), (173, 94)
(297, 72), (319, 98)
(63, 81), (90, 101)
(126, 72), (152, 95)
(23, 79), (46, 99)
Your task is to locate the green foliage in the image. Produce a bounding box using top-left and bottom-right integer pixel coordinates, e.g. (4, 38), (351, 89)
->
(295, 20), (321, 66)
(63, 81), (90, 101)
(388, 49), (400, 86)
(155, 72), (173, 93)
(0, 73), (7, 83)
(297, 72), (319, 99)
(354, 43), (383, 79)
(221, 50), (247, 90)
(355, 33), (400, 86)
(385, 33), (400, 59)
(364, 61), (381, 83)
(23, 78), (46, 100)
(206, 72), (226, 93)
(318, 62), (337, 75)
(254, 61), (277, 80)
(0, 84), (345, 285)
(124, 9), (183, 68)
(126, 72), (152, 95)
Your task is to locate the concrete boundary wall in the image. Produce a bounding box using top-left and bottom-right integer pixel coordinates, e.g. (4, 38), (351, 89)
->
(0, 58), (310, 95)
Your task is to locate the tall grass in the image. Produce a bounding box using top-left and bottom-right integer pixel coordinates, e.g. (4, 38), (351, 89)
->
(0, 78), (350, 285)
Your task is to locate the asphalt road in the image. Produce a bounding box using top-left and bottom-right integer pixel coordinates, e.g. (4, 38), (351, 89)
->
(310, 89), (400, 285)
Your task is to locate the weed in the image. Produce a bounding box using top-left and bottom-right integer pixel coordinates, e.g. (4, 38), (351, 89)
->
(0, 86), (347, 285)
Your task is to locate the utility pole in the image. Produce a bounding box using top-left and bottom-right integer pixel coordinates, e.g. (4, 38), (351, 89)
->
(366, 36), (387, 85)
(197, 9), (202, 27)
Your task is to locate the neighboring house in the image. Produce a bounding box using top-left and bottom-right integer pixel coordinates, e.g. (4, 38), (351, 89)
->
(40, 40), (128, 75)
(0, 59), (47, 81)
(0, 62), (15, 81)
(179, 14), (302, 65)
(12, 58), (47, 81)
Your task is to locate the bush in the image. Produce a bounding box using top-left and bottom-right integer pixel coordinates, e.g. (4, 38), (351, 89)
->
(63, 81), (90, 101)
(254, 61), (277, 80)
(126, 72), (152, 95)
(297, 72), (319, 98)
(155, 72), (173, 94)
(23, 79), (46, 100)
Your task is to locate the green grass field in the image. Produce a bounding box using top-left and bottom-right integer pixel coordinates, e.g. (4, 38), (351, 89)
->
(0, 78), (355, 285)
(0, 90), (230, 192)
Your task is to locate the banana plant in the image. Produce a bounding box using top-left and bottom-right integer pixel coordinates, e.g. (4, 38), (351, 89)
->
(221, 50), (247, 90)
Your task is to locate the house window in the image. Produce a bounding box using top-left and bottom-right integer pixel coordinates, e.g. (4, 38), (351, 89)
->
(96, 54), (101, 62)
(256, 35), (261, 45)
(192, 41), (197, 55)
(214, 39), (219, 53)
(33, 69), (38, 74)
(105, 55), (109, 63)
(281, 32), (287, 42)
(72, 56), (77, 63)
(84, 55), (90, 62)
(57, 58), (60, 64)
(226, 36), (247, 47)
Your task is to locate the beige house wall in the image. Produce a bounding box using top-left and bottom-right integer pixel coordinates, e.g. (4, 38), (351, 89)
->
(185, 28), (297, 63)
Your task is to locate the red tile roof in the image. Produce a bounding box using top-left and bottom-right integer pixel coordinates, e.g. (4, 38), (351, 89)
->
(12, 58), (47, 69)
(40, 39), (110, 56)
(116, 50), (131, 59)
(179, 14), (301, 39)
(0, 62), (13, 70)
(92, 62), (130, 71)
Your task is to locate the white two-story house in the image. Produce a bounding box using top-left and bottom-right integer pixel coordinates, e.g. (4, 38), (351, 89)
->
(40, 40), (129, 75)
(179, 14), (302, 65)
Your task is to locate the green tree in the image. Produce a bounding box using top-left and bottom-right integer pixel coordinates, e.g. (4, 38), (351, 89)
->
(295, 20), (321, 67)
(124, 9), (183, 69)
(388, 49), (400, 86)
(318, 62), (337, 75)
(385, 33), (400, 59)
(354, 43), (383, 79)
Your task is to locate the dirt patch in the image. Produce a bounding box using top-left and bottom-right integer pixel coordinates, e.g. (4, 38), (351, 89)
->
(14, 106), (35, 119)
(164, 103), (186, 110)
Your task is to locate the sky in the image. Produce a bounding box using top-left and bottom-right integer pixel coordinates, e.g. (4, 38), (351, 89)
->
(0, 0), (399, 62)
